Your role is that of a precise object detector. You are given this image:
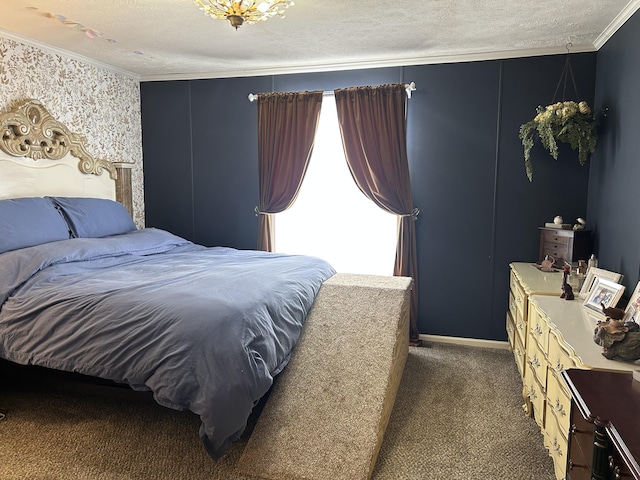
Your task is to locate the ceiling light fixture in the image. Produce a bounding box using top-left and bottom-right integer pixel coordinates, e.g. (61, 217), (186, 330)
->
(193, 0), (295, 30)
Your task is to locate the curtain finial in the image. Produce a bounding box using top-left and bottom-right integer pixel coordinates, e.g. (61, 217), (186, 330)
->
(405, 82), (416, 98)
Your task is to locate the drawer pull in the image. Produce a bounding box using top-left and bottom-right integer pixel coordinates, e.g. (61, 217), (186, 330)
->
(609, 455), (627, 479)
(553, 398), (566, 417)
(555, 359), (564, 372)
(529, 355), (541, 369)
(534, 325), (543, 337)
(551, 437), (563, 457)
(570, 424), (587, 435)
(568, 459), (588, 470)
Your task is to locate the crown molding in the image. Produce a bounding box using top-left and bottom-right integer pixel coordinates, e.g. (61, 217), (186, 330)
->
(593, 0), (640, 49)
(140, 45), (598, 82)
(0, 28), (140, 81)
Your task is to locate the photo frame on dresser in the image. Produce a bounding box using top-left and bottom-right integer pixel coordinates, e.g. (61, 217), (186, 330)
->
(578, 267), (624, 299)
(623, 281), (640, 323)
(582, 277), (626, 318)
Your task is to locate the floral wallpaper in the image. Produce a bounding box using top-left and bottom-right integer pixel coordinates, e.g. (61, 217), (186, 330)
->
(0, 35), (145, 226)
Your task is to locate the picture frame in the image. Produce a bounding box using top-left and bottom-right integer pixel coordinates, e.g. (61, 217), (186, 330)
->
(582, 277), (626, 318)
(622, 281), (640, 323)
(578, 267), (624, 299)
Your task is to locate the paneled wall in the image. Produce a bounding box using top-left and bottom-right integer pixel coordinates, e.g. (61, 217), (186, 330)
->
(142, 51), (598, 341)
(588, 11), (640, 293)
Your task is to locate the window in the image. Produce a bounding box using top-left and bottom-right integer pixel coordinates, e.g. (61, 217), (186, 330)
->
(275, 95), (397, 275)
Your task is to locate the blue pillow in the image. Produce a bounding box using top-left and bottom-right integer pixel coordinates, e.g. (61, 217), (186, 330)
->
(48, 197), (137, 238)
(0, 197), (71, 254)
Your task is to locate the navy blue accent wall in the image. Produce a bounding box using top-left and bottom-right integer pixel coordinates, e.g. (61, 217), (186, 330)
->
(142, 76), (272, 249)
(405, 61), (500, 339)
(141, 80), (194, 240)
(493, 54), (595, 339)
(189, 76), (271, 250)
(272, 68), (401, 92)
(141, 51), (601, 340)
(588, 11), (640, 296)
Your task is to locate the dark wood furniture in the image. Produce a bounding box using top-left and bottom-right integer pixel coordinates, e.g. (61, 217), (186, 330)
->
(538, 228), (592, 266)
(563, 369), (640, 480)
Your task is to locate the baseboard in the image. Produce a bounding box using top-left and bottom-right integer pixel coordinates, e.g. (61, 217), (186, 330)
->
(418, 334), (510, 350)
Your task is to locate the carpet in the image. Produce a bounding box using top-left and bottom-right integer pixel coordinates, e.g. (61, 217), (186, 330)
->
(0, 338), (555, 479)
(236, 273), (412, 480)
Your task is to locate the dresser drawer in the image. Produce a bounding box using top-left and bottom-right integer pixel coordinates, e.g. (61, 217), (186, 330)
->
(541, 243), (570, 264)
(508, 291), (517, 324)
(513, 280), (526, 320)
(506, 311), (515, 351)
(546, 371), (571, 436)
(569, 402), (596, 472)
(525, 354), (546, 428)
(515, 320), (528, 351)
(541, 231), (572, 245)
(527, 338), (547, 388)
(514, 308), (527, 349)
(545, 428), (569, 480)
(528, 303), (549, 352)
(567, 438), (591, 480)
(510, 268), (519, 292)
(548, 330), (578, 376)
(513, 333), (525, 379)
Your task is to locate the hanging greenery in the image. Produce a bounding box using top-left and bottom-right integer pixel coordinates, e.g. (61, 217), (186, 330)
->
(519, 100), (597, 181)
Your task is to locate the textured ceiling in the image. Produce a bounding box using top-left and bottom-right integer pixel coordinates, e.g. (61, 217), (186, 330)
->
(0, 0), (638, 81)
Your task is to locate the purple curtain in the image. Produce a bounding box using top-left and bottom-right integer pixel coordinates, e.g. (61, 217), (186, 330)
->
(334, 84), (420, 344)
(256, 91), (323, 251)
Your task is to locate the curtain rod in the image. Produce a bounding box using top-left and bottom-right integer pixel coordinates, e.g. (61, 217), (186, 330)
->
(247, 82), (416, 102)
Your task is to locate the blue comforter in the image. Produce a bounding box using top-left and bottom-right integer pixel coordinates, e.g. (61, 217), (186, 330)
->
(0, 228), (335, 458)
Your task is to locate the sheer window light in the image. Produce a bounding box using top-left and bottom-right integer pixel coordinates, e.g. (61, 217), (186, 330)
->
(276, 95), (397, 275)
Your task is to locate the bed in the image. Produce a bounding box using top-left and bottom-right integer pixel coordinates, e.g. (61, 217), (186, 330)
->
(0, 99), (335, 459)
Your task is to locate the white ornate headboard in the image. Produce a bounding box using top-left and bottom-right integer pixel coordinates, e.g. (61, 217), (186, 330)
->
(0, 99), (132, 214)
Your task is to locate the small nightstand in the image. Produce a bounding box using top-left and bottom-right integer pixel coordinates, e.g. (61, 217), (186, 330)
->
(538, 227), (593, 266)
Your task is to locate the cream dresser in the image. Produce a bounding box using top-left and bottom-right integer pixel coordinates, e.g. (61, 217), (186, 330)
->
(508, 263), (639, 480)
(507, 263), (563, 387)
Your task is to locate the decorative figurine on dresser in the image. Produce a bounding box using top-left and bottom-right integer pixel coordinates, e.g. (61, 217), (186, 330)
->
(592, 280), (640, 361)
(539, 215), (592, 267)
(593, 318), (640, 361)
(560, 265), (575, 300)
